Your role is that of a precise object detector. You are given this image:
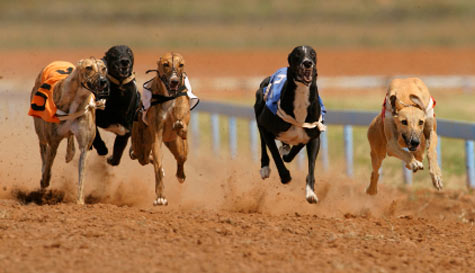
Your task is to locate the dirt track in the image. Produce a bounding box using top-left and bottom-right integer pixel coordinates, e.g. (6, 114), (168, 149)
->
(0, 49), (474, 272)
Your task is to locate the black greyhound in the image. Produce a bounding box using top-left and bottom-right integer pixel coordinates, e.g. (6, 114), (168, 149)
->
(93, 45), (140, 166)
(254, 45), (325, 204)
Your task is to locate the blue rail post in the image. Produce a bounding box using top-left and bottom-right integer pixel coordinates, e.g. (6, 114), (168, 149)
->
(320, 131), (329, 172)
(211, 114), (220, 155)
(249, 120), (258, 162)
(190, 112), (199, 152)
(229, 117), (237, 158)
(466, 140), (475, 189)
(343, 125), (353, 177)
(437, 138), (442, 168)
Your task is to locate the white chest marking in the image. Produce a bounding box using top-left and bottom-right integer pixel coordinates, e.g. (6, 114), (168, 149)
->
(277, 82), (311, 145)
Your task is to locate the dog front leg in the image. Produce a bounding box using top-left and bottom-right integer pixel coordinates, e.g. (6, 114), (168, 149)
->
(107, 134), (130, 166)
(92, 127), (108, 156)
(305, 137), (320, 204)
(261, 128), (291, 184)
(151, 132), (167, 206)
(386, 139), (423, 171)
(425, 122), (443, 190)
(165, 137), (188, 183)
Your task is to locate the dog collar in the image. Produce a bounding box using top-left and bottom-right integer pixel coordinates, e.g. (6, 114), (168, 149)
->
(107, 73), (135, 90)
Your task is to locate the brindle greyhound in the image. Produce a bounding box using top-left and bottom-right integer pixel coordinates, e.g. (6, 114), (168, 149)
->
(29, 58), (108, 204)
(130, 52), (191, 206)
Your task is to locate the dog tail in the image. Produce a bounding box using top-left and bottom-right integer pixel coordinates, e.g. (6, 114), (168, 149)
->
(65, 135), (75, 163)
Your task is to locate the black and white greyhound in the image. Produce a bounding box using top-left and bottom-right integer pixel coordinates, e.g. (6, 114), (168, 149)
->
(254, 45), (326, 204)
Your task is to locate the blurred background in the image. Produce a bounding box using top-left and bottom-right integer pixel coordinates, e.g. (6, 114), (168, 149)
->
(1, 0), (474, 193)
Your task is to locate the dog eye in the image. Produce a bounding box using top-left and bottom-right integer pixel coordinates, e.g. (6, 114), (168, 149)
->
(179, 63), (184, 68)
(419, 120), (424, 126)
(401, 120), (408, 125)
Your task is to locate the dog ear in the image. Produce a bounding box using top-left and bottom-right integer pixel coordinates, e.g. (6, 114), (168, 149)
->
(409, 94), (425, 111)
(389, 95), (398, 116)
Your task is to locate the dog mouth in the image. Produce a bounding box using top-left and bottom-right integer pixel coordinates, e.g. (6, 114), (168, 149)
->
(118, 67), (131, 78)
(296, 68), (312, 85)
(303, 69), (312, 83)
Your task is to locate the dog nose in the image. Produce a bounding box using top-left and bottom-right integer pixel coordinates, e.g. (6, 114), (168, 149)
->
(171, 79), (179, 85)
(410, 138), (420, 147)
(99, 78), (108, 87)
(303, 60), (313, 69)
(120, 59), (130, 66)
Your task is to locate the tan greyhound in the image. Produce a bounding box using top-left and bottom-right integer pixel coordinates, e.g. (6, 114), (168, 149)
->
(130, 52), (191, 206)
(366, 77), (442, 195)
(29, 58), (108, 204)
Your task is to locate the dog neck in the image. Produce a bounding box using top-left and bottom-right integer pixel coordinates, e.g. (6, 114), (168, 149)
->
(53, 67), (93, 114)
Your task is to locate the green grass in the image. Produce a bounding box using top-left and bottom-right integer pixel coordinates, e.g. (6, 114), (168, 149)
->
(1, 0), (475, 49)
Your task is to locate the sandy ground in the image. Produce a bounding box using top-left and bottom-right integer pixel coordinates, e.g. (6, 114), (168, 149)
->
(0, 48), (474, 272)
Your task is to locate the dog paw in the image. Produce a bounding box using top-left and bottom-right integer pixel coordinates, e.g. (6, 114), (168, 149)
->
(279, 143), (291, 157)
(430, 173), (443, 191)
(280, 170), (291, 184)
(107, 156), (120, 166)
(153, 197), (168, 206)
(260, 166), (270, 179)
(129, 147), (137, 160)
(305, 185), (319, 204)
(365, 185), (378, 195)
(96, 145), (108, 156)
(408, 160), (424, 172)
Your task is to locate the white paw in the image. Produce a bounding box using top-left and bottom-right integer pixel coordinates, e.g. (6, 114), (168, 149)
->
(279, 144), (291, 156)
(305, 185), (319, 204)
(260, 166), (270, 179)
(153, 197), (168, 206)
(431, 173), (443, 191)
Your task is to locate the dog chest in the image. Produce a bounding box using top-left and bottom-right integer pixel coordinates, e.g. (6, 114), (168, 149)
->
(277, 83), (311, 145)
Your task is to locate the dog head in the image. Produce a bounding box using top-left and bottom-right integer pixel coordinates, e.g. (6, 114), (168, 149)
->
(103, 45), (134, 80)
(77, 58), (109, 98)
(157, 52), (185, 94)
(287, 45), (317, 86)
(389, 95), (426, 151)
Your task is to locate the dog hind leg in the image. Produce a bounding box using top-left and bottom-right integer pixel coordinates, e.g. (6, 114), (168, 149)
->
(40, 142), (58, 188)
(65, 135), (75, 163)
(151, 135), (167, 206)
(366, 150), (385, 195)
(305, 137), (320, 204)
(282, 144), (305, 163)
(258, 125), (271, 179)
(260, 127), (291, 184)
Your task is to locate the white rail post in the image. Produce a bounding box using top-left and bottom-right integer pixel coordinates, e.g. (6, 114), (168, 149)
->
(343, 125), (353, 177)
(190, 112), (199, 152)
(249, 120), (258, 162)
(211, 114), (220, 156)
(466, 140), (475, 189)
(229, 117), (237, 158)
(320, 131), (329, 172)
(437, 137), (442, 168)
